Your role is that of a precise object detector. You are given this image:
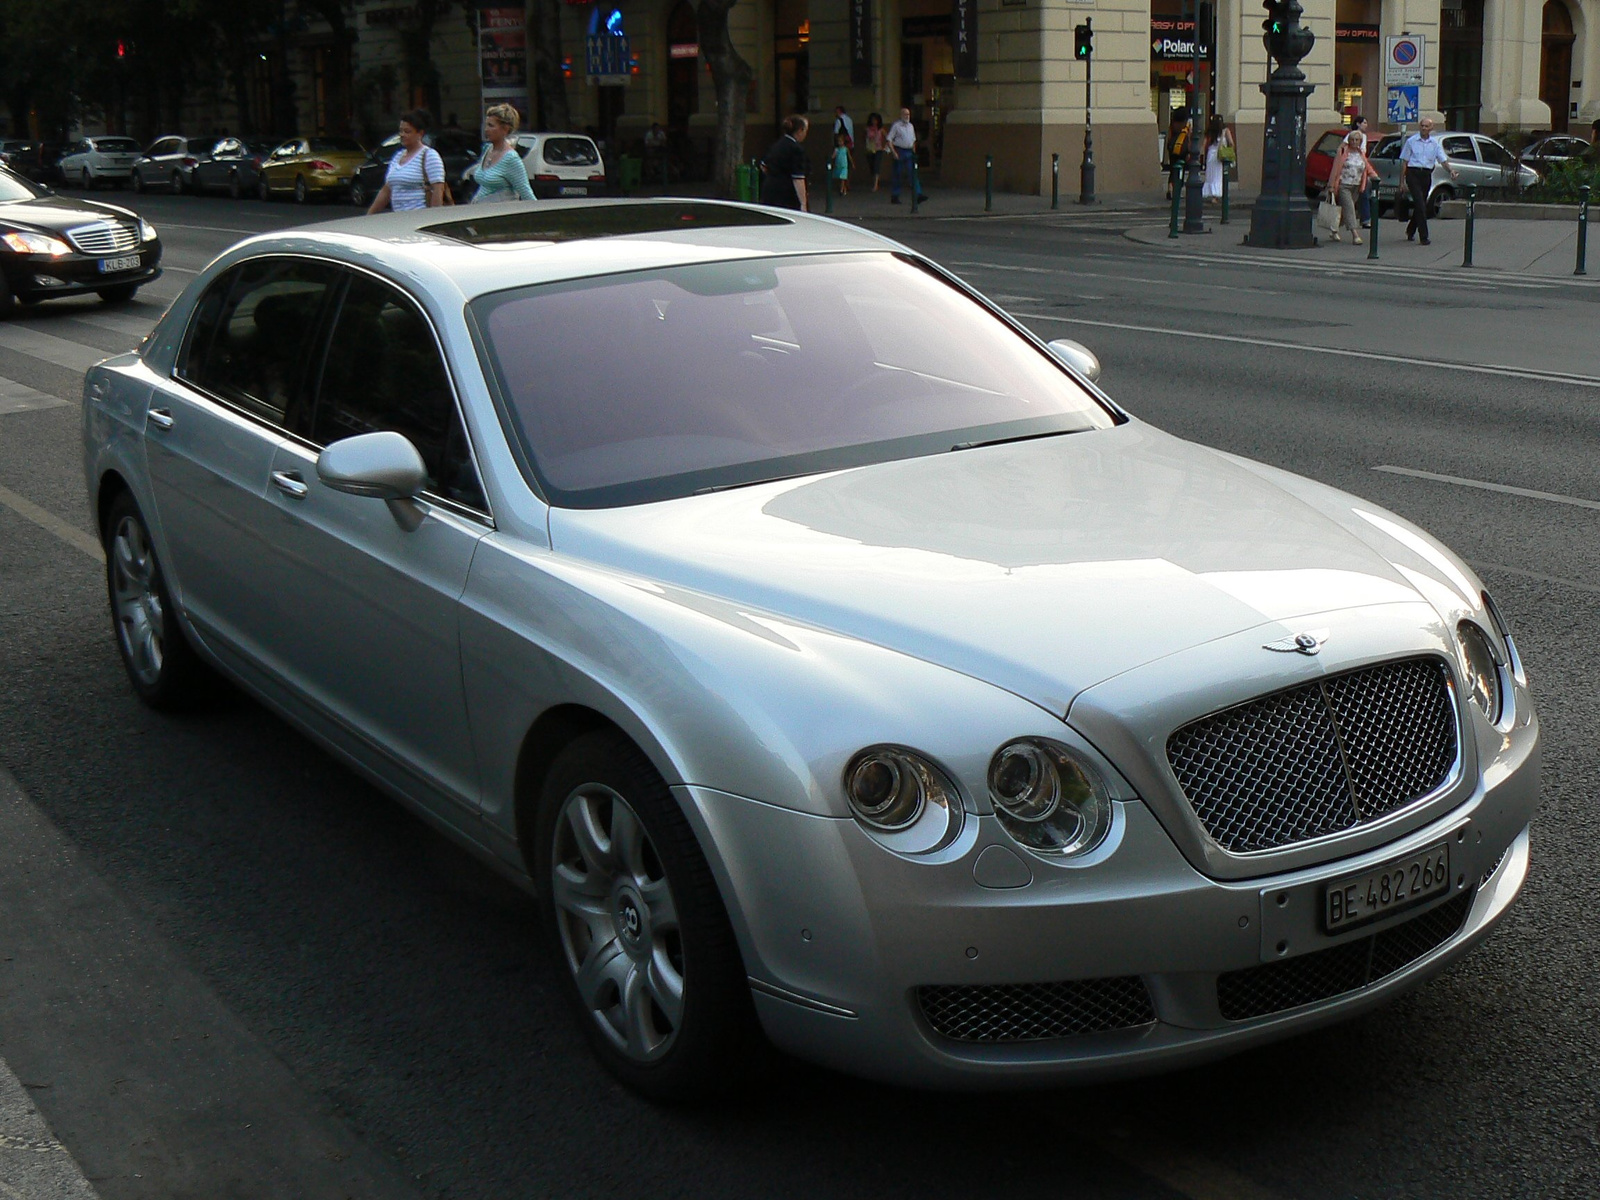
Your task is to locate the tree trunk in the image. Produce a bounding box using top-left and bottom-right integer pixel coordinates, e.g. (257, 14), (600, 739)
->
(527, 0), (572, 132)
(696, 0), (753, 197)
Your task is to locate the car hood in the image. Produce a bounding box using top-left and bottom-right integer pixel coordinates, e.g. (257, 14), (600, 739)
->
(0, 193), (138, 233)
(548, 422), (1433, 716)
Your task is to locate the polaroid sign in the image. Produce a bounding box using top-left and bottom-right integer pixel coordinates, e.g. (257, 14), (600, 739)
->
(1150, 18), (1213, 61)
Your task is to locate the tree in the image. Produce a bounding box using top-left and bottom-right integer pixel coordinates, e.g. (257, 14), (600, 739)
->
(398, 0), (448, 116)
(695, 0), (752, 197)
(527, 0), (572, 132)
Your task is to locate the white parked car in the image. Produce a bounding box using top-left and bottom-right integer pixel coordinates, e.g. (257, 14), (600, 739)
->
(82, 201), (1538, 1099)
(518, 133), (607, 198)
(59, 136), (143, 189)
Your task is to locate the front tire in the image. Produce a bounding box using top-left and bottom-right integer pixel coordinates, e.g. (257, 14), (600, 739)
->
(293, 175), (309, 204)
(131, 170), (145, 193)
(535, 731), (764, 1101)
(1428, 185), (1453, 218)
(349, 177), (368, 208)
(170, 170), (184, 194)
(257, 175), (271, 202)
(104, 491), (212, 709)
(98, 284), (139, 304)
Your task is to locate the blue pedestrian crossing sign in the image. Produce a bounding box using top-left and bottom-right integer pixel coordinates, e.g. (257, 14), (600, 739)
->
(1387, 86), (1419, 124)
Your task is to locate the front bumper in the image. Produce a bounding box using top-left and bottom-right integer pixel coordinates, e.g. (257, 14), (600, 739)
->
(682, 728), (1537, 1087)
(4, 244), (162, 301)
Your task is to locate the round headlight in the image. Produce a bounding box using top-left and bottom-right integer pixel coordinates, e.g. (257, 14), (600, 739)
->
(1457, 621), (1503, 723)
(842, 746), (964, 854)
(987, 739), (1112, 856)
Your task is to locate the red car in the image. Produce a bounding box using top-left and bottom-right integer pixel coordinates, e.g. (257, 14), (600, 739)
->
(1304, 127), (1354, 199)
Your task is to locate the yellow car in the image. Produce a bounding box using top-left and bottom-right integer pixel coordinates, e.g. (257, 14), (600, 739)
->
(256, 137), (367, 203)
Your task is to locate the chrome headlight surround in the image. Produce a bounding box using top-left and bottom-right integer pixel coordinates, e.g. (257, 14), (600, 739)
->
(843, 746), (965, 855)
(987, 738), (1113, 857)
(1456, 620), (1505, 725)
(1480, 589), (1524, 685)
(137, 218), (157, 243)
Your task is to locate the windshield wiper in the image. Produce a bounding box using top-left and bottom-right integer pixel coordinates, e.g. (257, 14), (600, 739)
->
(950, 428), (1077, 452)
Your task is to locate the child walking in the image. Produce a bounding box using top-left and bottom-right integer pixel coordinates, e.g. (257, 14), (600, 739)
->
(831, 133), (851, 197)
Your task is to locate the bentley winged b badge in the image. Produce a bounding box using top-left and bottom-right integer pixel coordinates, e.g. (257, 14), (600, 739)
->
(1264, 629), (1330, 656)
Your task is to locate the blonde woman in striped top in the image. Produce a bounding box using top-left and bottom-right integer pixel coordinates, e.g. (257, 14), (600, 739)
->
(470, 104), (535, 203)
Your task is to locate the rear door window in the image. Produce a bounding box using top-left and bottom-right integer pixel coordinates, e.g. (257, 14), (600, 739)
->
(178, 257), (339, 427)
(309, 272), (486, 513)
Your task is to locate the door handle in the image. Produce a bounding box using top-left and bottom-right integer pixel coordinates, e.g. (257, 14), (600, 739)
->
(147, 408), (174, 431)
(271, 470), (308, 499)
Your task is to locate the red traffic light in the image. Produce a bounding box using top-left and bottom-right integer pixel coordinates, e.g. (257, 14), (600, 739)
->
(116, 40), (127, 58)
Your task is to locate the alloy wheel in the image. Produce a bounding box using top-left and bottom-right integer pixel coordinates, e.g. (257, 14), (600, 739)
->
(550, 784), (684, 1063)
(294, 176), (308, 204)
(110, 514), (166, 687)
(171, 171), (183, 194)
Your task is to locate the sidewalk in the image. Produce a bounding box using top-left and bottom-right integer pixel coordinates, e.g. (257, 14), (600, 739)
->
(1124, 211), (1593, 279)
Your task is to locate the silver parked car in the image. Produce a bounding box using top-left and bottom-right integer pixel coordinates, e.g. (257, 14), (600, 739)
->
(83, 201), (1538, 1098)
(1373, 131), (1540, 215)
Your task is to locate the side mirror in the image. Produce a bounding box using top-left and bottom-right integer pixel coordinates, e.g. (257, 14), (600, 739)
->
(1046, 338), (1102, 383)
(317, 432), (429, 529)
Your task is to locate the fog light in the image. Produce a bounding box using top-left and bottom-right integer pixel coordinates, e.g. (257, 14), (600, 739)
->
(31, 274), (65, 287)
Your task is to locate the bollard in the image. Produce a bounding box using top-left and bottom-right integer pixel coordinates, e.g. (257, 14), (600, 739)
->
(1220, 167), (1229, 225)
(825, 170), (833, 215)
(1462, 185), (1476, 268)
(985, 155), (993, 212)
(1367, 183), (1380, 259)
(912, 159), (922, 214)
(662, 153), (670, 192)
(1168, 164), (1183, 238)
(1051, 153), (1059, 210)
(1578, 185), (1590, 276)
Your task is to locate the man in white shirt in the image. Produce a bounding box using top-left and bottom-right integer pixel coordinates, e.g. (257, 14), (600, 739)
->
(885, 108), (928, 205)
(1398, 118), (1459, 245)
(833, 105), (855, 147)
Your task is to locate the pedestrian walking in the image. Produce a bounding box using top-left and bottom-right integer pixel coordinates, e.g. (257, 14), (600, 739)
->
(366, 109), (446, 214)
(1398, 117), (1457, 245)
(1201, 115), (1230, 203)
(831, 132), (851, 197)
(1348, 114), (1373, 226)
(759, 115), (810, 212)
(886, 107), (927, 205)
(864, 113), (887, 192)
(1325, 129), (1377, 244)
(1165, 107), (1190, 199)
(833, 105), (855, 150)
(469, 103), (535, 203)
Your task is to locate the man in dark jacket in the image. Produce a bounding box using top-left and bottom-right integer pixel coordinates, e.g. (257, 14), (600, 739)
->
(759, 116), (810, 211)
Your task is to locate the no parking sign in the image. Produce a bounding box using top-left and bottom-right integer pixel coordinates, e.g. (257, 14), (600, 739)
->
(1385, 35), (1425, 86)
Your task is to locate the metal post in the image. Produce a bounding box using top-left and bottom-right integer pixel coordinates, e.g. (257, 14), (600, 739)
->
(1079, 23), (1096, 205)
(662, 152), (670, 192)
(1221, 166), (1229, 225)
(912, 159), (921, 214)
(1367, 178), (1379, 260)
(1181, 0), (1205, 233)
(985, 155), (993, 212)
(1577, 185), (1590, 276)
(1462, 184), (1475, 268)
(825, 169), (833, 214)
(1051, 153), (1059, 210)
(1169, 164), (1183, 238)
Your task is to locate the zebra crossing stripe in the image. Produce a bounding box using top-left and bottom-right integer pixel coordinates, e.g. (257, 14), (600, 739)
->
(0, 326), (109, 373)
(0, 377), (67, 415)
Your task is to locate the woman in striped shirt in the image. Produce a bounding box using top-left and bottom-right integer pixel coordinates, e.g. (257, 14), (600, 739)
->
(470, 103), (535, 203)
(365, 109), (446, 214)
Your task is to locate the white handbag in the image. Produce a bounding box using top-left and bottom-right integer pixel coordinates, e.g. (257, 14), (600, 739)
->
(1318, 197), (1340, 232)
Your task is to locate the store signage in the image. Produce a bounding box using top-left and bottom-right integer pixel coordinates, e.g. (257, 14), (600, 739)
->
(1337, 23), (1380, 42)
(850, 0), (872, 86)
(669, 43), (699, 58)
(1385, 34), (1425, 86)
(953, 0), (978, 79)
(1150, 17), (1212, 60)
(479, 7), (528, 112)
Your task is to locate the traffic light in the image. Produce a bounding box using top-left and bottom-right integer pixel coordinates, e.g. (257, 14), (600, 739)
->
(1262, 0), (1284, 37)
(115, 40), (126, 59)
(1074, 22), (1093, 61)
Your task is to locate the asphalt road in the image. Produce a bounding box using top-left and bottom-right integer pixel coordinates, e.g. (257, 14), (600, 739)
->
(2, 189), (1598, 1199)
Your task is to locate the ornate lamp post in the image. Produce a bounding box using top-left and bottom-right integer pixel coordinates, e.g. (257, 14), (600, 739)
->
(1246, 0), (1317, 248)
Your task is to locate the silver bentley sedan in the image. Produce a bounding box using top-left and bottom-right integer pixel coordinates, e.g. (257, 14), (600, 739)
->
(83, 201), (1538, 1098)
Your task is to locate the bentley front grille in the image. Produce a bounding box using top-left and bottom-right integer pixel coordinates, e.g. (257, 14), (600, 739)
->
(917, 976), (1156, 1043)
(1166, 657), (1459, 854)
(65, 222), (140, 256)
(1216, 892), (1474, 1021)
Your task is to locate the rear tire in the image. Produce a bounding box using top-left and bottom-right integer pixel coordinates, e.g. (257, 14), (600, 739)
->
(293, 175), (309, 204)
(131, 170), (145, 193)
(534, 730), (766, 1101)
(257, 175), (271, 202)
(349, 178), (368, 208)
(228, 170), (242, 199)
(170, 170), (184, 194)
(104, 490), (213, 710)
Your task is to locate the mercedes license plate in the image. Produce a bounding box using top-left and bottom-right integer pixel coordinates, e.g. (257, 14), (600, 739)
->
(1325, 843), (1450, 932)
(99, 255), (140, 273)
(559, 186), (587, 196)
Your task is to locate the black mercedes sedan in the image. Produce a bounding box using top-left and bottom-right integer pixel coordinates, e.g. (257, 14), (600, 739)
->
(0, 165), (160, 314)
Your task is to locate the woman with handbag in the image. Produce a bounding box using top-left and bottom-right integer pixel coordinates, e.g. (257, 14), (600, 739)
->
(1202, 116), (1232, 202)
(1325, 129), (1378, 244)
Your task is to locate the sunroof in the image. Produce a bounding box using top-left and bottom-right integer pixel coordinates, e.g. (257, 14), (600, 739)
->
(422, 201), (791, 247)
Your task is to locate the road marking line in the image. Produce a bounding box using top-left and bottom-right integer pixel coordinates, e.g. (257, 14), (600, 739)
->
(1011, 312), (1600, 389)
(0, 326), (106, 372)
(1099, 1136), (1288, 1200)
(70, 310), (159, 337)
(951, 260), (1288, 295)
(0, 377), (68, 415)
(1471, 560), (1600, 594)
(0, 484), (103, 562)
(1373, 464), (1600, 511)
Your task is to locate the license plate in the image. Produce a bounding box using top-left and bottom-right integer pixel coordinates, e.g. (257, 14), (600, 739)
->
(99, 255), (140, 273)
(558, 186), (587, 196)
(1325, 843), (1450, 932)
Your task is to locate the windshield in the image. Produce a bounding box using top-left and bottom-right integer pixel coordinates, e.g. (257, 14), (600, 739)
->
(93, 138), (140, 152)
(0, 167), (41, 202)
(308, 137), (363, 154)
(473, 252), (1118, 507)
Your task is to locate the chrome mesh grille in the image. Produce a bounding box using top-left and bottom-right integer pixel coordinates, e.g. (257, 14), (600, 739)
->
(65, 222), (139, 255)
(1217, 892), (1473, 1021)
(918, 977), (1156, 1042)
(1166, 657), (1458, 853)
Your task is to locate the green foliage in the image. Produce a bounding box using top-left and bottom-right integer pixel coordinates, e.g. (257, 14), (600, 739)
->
(1525, 157), (1600, 204)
